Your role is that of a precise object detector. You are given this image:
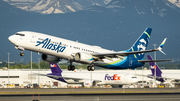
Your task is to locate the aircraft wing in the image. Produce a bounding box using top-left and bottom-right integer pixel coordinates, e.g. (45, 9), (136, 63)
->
(33, 73), (102, 82)
(49, 75), (102, 82)
(92, 49), (159, 59)
(136, 74), (163, 79)
(136, 74), (180, 82)
(92, 38), (167, 60)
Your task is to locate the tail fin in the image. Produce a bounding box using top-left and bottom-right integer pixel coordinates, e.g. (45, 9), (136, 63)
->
(49, 63), (62, 74)
(48, 63), (67, 83)
(129, 27), (152, 60)
(147, 55), (162, 77)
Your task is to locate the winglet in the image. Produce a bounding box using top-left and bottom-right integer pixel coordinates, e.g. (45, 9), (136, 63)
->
(157, 38), (167, 55)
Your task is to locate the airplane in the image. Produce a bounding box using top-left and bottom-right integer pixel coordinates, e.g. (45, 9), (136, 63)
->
(35, 63), (139, 88)
(138, 55), (179, 87)
(8, 27), (169, 71)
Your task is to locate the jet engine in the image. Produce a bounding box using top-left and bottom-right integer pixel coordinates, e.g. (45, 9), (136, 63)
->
(41, 54), (60, 63)
(82, 80), (92, 88)
(82, 80), (97, 88)
(74, 52), (93, 63)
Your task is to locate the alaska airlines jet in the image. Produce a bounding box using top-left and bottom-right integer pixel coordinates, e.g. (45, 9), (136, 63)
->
(139, 55), (178, 87)
(36, 63), (138, 88)
(8, 27), (168, 71)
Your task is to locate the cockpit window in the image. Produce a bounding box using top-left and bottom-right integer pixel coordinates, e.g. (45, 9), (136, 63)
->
(15, 33), (25, 36)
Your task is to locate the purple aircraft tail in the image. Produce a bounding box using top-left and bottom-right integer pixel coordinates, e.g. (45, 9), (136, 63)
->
(47, 63), (66, 83)
(147, 55), (164, 82)
(49, 63), (62, 74)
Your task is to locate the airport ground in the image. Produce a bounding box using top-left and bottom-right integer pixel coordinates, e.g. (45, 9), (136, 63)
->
(1, 88), (180, 95)
(0, 88), (180, 101)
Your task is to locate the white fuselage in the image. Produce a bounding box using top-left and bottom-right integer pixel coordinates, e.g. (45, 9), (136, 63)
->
(8, 31), (119, 65)
(60, 71), (138, 85)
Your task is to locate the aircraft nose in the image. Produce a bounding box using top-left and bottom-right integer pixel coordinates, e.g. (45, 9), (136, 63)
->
(8, 35), (15, 44)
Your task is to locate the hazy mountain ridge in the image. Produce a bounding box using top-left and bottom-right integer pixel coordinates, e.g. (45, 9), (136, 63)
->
(3, 0), (112, 14)
(2, 0), (180, 14)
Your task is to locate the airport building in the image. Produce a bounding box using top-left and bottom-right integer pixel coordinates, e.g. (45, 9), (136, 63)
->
(0, 69), (179, 88)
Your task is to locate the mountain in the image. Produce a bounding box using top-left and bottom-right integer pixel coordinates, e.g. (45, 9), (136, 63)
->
(3, 0), (180, 14)
(3, 0), (111, 14)
(0, 0), (180, 64)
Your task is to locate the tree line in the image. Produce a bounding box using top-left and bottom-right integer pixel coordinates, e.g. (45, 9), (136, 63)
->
(0, 61), (89, 69)
(0, 61), (180, 70)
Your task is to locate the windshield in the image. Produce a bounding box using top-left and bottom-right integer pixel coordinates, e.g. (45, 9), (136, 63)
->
(15, 33), (25, 36)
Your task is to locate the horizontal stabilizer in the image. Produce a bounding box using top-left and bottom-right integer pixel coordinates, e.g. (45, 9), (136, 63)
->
(138, 59), (172, 63)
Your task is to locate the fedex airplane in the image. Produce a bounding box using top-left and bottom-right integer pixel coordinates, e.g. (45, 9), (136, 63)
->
(140, 55), (178, 87)
(36, 63), (139, 88)
(8, 27), (168, 71)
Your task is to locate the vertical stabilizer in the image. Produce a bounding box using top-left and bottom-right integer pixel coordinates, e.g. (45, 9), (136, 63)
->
(49, 63), (62, 74)
(48, 63), (66, 83)
(129, 28), (152, 60)
(147, 55), (162, 77)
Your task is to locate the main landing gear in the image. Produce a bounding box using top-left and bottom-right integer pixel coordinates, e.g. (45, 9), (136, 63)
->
(68, 61), (75, 71)
(87, 64), (95, 71)
(68, 65), (75, 71)
(67, 61), (95, 71)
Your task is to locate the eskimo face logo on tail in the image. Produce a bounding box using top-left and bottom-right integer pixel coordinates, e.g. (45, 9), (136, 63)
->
(35, 38), (66, 53)
(137, 39), (146, 56)
(105, 74), (121, 81)
(133, 32), (150, 60)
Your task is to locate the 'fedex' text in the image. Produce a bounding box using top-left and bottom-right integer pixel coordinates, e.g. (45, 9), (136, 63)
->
(105, 74), (121, 81)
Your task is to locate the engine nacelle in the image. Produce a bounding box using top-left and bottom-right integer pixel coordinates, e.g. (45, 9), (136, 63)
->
(74, 52), (93, 63)
(83, 80), (92, 88)
(82, 80), (97, 88)
(41, 54), (60, 63)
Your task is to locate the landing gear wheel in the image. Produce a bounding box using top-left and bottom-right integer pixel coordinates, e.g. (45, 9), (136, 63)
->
(68, 66), (71, 70)
(68, 65), (75, 71)
(91, 66), (95, 71)
(87, 66), (95, 71)
(87, 66), (91, 71)
(20, 52), (24, 56)
(71, 66), (75, 71)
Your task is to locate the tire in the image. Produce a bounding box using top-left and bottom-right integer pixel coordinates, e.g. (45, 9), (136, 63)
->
(87, 66), (91, 71)
(20, 52), (24, 56)
(71, 65), (75, 71)
(91, 66), (95, 71)
(68, 66), (71, 70)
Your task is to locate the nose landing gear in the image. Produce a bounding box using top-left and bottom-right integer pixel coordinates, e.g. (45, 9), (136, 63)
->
(20, 52), (24, 56)
(15, 46), (25, 56)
